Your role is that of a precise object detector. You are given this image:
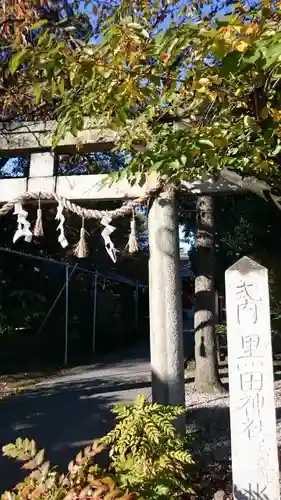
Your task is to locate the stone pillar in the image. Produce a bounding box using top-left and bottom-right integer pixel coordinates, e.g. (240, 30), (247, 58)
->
(148, 188), (185, 413)
(28, 152), (55, 193)
(225, 256), (279, 500)
(29, 152), (55, 177)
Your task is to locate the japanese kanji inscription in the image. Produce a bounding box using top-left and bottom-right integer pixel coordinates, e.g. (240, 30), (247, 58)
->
(225, 257), (279, 500)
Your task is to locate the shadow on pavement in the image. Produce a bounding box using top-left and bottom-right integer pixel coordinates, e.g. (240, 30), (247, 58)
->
(0, 375), (150, 492)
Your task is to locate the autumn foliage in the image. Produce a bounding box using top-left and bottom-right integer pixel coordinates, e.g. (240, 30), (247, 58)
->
(3, 1), (281, 189)
(0, 1), (39, 44)
(1, 396), (193, 499)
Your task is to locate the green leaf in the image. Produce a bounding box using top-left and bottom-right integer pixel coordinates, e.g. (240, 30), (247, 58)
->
(35, 448), (45, 467)
(170, 159), (180, 170)
(260, 107), (269, 120)
(59, 79), (65, 97)
(31, 439), (37, 457)
(180, 154), (187, 165)
(272, 143), (281, 156)
(31, 19), (49, 30)
(197, 139), (215, 149)
(244, 115), (258, 130)
(154, 30), (165, 48)
(34, 85), (41, 105)
(51, 80), (57, 98)
(243, 49), (261, 65)
(117, 108), (127, 123)
(220, 51), (242, 76)
(9, 50), (27, 75)
(41, 461), (50, 475)
(2, 443), (16, 457)
(151, 160), (163, 171)
(15, 438), (22, 448)
(167, 37), (179, 55)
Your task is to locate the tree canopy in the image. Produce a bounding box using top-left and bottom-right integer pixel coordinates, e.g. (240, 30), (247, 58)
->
(2, 1), (281, 192)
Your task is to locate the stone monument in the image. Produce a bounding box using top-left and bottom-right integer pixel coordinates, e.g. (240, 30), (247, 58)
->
(225, 256), (279, 500)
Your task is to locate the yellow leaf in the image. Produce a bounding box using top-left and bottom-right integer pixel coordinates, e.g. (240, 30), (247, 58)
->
(198, 77), (210, 86)
(234, 39), (250, 53)
(253, 153), (261, 164)
(206, 90), (217, 101)
(219, 26), (233, 39)
(196, 86), (207, 93)
(233, 26), (243, 34)
(244, 24), (259, 36)
(271, 108), (281, 121)
(211, 75), (222, 85)
(244, 115), (255, 128)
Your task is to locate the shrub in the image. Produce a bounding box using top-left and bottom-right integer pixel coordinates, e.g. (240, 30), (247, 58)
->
(1, 438), (136, 500)
(102, 394), (194, 499)
(1, 396), (194, 500)
(215, 324), (227, 341)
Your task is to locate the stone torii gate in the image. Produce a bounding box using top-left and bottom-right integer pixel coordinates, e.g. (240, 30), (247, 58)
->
(0, 120), (243, 414)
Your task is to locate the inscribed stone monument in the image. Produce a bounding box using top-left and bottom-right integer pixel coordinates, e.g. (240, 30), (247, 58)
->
(225, 256), (279, 500)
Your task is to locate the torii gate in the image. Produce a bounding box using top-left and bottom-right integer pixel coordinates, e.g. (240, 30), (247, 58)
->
(0, 120), (243, 417)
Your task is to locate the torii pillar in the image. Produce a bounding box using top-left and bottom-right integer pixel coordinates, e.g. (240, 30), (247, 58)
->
(148, 187), (185, 420)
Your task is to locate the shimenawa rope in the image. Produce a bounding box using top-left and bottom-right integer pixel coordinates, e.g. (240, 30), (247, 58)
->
(0, 180), (166, 220)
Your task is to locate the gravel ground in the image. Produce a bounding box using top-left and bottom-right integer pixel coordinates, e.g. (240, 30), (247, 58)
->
(184, 363), (281, 457)
(185, 381), (232, 464)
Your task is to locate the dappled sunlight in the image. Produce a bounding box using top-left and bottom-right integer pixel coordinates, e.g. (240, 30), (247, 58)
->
(12, 422), (35, 431)
(0, 371), (152, 491)
(51, 439), (97, 452)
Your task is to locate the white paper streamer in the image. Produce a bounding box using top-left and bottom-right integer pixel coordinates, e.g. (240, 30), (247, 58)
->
(101, 215), (117, 263)
(55, 202), (69, 249)
(13, 202), (33, 243)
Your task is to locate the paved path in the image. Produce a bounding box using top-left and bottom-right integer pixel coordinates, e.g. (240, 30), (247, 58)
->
(0, 343), (152, 492)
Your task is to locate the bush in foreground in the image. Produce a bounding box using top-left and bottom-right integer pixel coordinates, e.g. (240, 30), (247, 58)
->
(1, 395), (194, 499)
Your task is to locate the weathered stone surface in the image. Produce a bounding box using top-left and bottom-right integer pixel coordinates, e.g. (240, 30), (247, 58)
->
(213, 490), (227, 500)
(0, 150), (158, 201)
(225, 256), (280, 500)
(148, 190), (185, 418)
(0, 120), (116, 154)
(29, 152), (54, 177)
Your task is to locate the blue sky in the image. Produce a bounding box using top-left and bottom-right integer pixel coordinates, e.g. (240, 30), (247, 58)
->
(179, 225), (194, 256)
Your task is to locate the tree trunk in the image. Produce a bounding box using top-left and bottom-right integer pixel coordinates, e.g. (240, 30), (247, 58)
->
(194, 195), (224, 393)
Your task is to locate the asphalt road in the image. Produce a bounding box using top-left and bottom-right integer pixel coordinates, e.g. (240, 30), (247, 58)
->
(0, 343), (152, 492)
